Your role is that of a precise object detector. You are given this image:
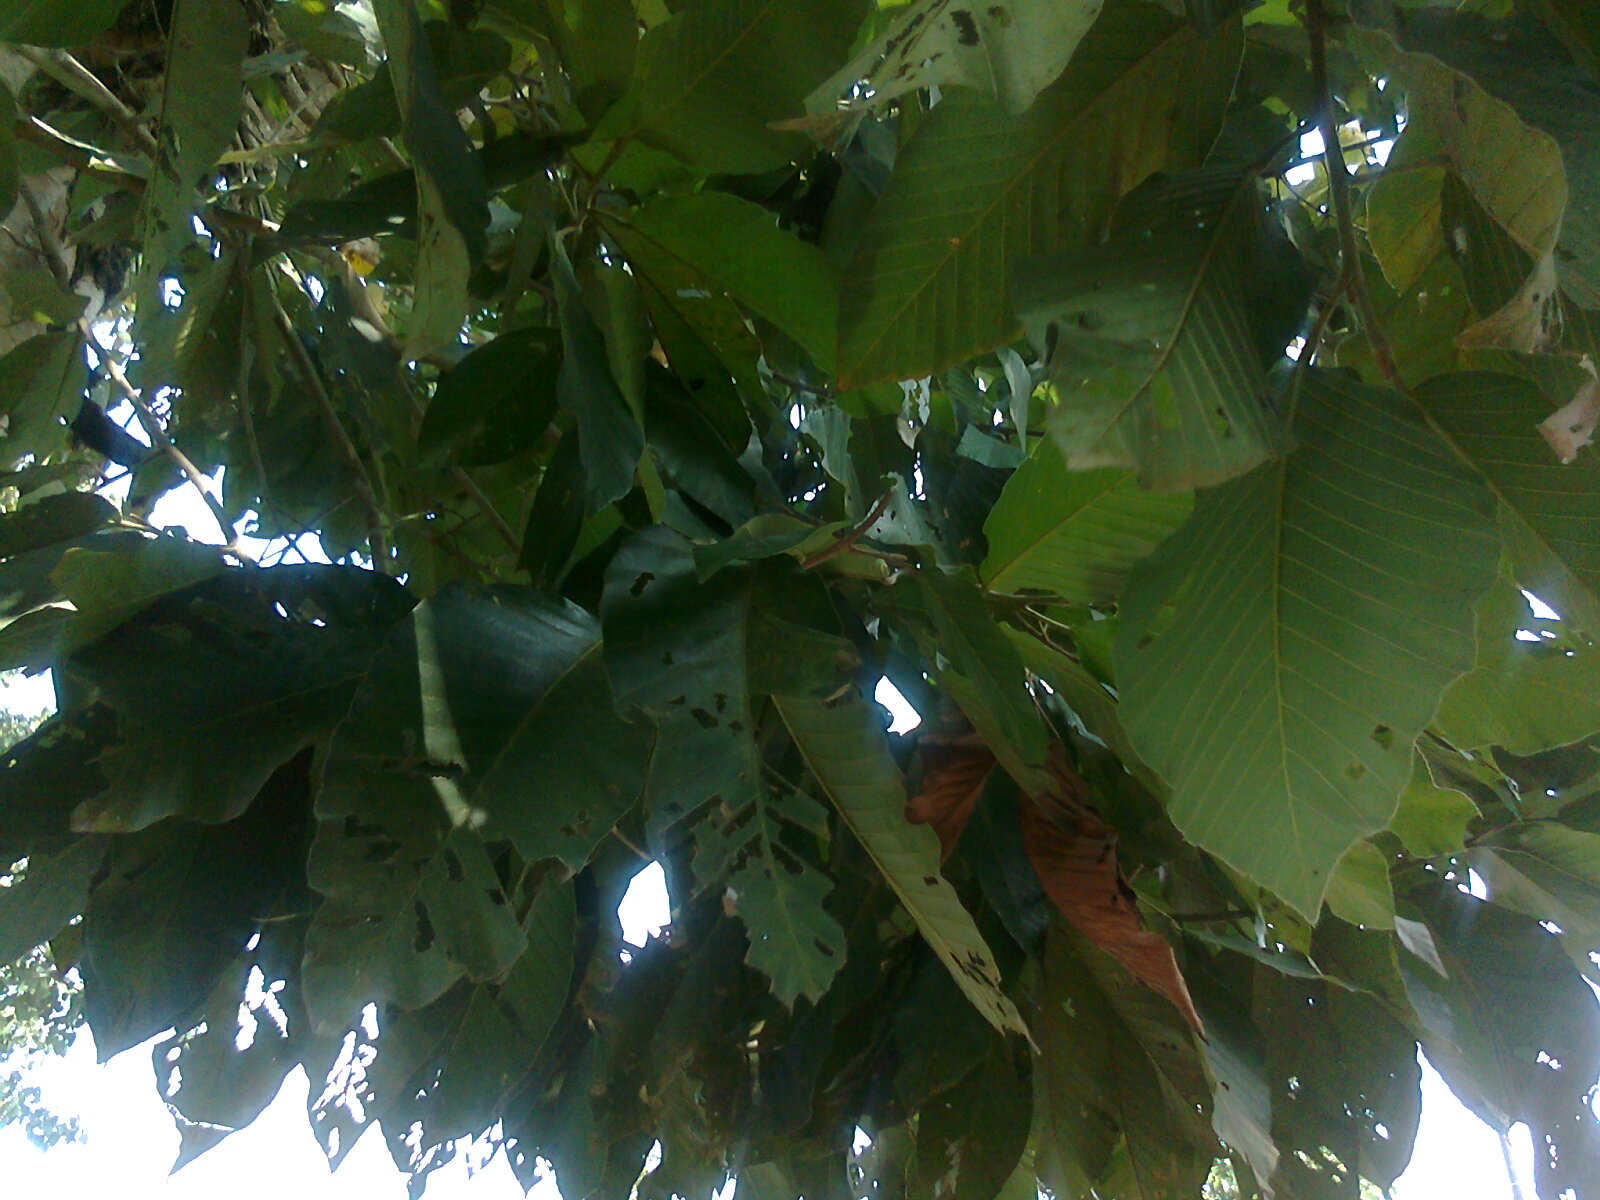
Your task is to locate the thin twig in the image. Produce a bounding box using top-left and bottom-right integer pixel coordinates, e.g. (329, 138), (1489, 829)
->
(16, 47), (159, 157)
(264, 286), (392, 570)
(800, 490), (897, 569)
(79, 319), (252, 561)
(450, 466), (521, 556)
(1307, 0), (1406, 393)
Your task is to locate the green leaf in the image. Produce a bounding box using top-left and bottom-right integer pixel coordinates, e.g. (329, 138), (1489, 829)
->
(306, 585), (648, 1027)
(908, 1043), (1030, 1200)
(1322, 841), (1395, 931)
(83, 754), (314, 1060)
(0, 835), (106, 963)
(373, 0), (488, 357)
(0, 493), (118, 562)
(775, 690), (1028, 1037)
(1387, 751), (1477, 858)
(0, 0), (128, 47)
(1468, 820), (1600, 972)
(1436, 574), (1600, 755)
(1115, 370), (1500, 918)
(1400, 886), (1600, 1198)
(0, 331), (87, 467)
(603, 526), (760, 838)
(697, 783), (847, 1006)
(1015, 169), (1289, 489)
(418, 327), (562, 466)
(553, 243), (644, 512)
(980, 439), (1192, 603)
(605, 192), (840, 373)
(66, 567), (408, 832)
(1377, 8), (1600, 307)
(1035, 924), (1215, 1199)
(836, 0), (1241, 387)
(594, 0), (867, 175)
(811, 0), (1105, 115)
(1415, 372), (1600, 628)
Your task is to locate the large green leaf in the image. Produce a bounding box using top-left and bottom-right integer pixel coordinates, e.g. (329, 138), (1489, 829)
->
(0, 835), (106, 963)
(418, 327), (562, 466)
(305, 585), (648, 1027)
(594, 0), (867, 175)
(1115, 370), (1500, 917)
(775, 690), (1028, 1037)
(810, 0), (1104, 115)
(1469, 820), (1600, 973)
(1014, 169), (1288, 489)
(980, 438), (1191, 603)
(836, 0), (1241, 387)
(604, 192), (840, 373)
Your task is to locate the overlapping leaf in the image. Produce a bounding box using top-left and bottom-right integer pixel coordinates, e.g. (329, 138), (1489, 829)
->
(306, 585), (648, 1027)
(981, 439), (1192, 603)
(776, 691), (1028, 1037)
(1115, 369), (1500, 917)
(837, 0), (1241, 386)
(1014, 169), (1288, 489)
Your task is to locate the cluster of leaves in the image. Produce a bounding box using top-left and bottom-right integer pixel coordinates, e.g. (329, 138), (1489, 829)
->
(0, 0), (1599, 1198)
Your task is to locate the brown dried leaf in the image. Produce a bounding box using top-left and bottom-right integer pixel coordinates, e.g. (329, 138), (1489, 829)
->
(1021, 754), (1203, 1032)
(906, 730), (996, 861)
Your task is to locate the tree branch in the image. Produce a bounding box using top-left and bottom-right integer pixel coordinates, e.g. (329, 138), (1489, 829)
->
(265, 286), (393, 570)
(800, 490), (897, 570)
(78, 319), (252, 561)
(16, 46), (159, 158)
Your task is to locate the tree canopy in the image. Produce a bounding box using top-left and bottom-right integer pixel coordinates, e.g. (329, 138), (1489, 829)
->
(1, 0), (1599, 1197)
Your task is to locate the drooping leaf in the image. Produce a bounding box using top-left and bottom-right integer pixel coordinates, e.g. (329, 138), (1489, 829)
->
(1115, 369), (1500, 917)
(83, 753), (314, 1060)
(1034, 923), (1216, 1200)
(837, 0), (1241, 387)
(372, 0), (488, 357)
(66, 566), (409, 831)
(775, 690), (1029, 1037)
(1399, 885), (1600, 1199)
(980, 439), (1192, 603)
(1014, 169), (1289, 489)
(0, 835), (107, 963)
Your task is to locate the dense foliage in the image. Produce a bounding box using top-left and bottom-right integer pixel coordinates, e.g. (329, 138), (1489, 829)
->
(0, 0), (1598, 1196)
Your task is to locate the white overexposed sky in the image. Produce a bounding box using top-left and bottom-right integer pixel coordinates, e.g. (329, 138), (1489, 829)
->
(0, 479), (1551, 1199)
